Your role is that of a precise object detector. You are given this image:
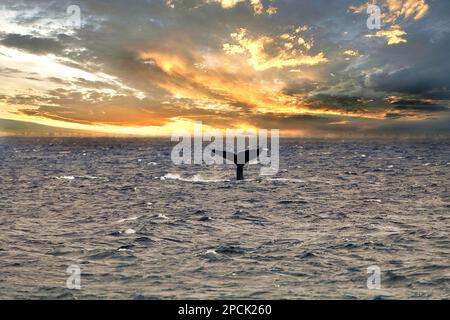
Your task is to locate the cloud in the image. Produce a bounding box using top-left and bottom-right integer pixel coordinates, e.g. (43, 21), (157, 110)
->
(385, 0), (429, 21)
(167, 0), (277, 15)
(344, 50), (360, 57)
(0, 118), (103, 136)
(365, 34), (450, 99)
(368, 114), (450, 138)
(223, 28), (327, 71)
(350, 0), (429, 23)
(351, 0), (430, 45)
(384, 97), (450, 119)
(0, 34), (64, 54)
(365, 25), (407, 45)
(0, 0), (449, 137)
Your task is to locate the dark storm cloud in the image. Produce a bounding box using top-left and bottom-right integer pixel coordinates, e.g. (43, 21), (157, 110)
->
(366, 33), (450, 100)
(0, 34), (64, 54)
(390, 99), (449, 113)
(249, 112), (450, 138)
(282, 80), (319, 95)
(247, 113), (384, 137)
(304, 94), (387, 114)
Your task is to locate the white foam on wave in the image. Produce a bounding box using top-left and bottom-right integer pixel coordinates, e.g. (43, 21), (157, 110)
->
(364, 199), (382, 203)
(157, 214), (169, 220)
(55, 176), (75, 180)
(161, 173), (228, 183)
(160, 173), (181, 181)
(265, 178), (304, 183)
(124, 228), (136, 234)
(116, 216), (138, 223)
(160, 173), (305, 183)
(55, 175), (102, 180)
(79, 175), (100, 179)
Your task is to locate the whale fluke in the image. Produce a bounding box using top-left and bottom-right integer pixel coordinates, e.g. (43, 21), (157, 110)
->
(212, 148), (261, 180)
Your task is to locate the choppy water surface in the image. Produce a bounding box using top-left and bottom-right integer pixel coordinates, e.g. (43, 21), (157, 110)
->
(0, 138), (449, 299)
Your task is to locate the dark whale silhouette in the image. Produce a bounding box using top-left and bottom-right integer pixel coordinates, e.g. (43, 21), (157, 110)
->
(212, 148), (261, 180)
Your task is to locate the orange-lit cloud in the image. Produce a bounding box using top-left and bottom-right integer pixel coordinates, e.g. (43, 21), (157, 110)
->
(365, 25), (407, 45)
(351, 0), (429, 45)
(139, 50), (387, 121)
(223, 28), (327, 71)
(384, 0), (429, 22)
(343, 50), (360, 57)
(351, 0), (429, 22)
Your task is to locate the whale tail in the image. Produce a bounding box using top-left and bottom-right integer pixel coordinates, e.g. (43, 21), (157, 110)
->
(212, 148), (261, 180)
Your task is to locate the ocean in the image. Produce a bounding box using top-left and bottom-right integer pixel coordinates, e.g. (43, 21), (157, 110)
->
(0, 138), (448, 299)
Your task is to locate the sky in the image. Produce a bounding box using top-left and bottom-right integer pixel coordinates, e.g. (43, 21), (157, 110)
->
(0, 0), (449, 137)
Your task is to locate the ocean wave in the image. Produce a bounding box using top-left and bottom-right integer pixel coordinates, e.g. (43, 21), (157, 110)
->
(265, 178), (304, 183)
(160, 173), (228, 183)
(116, 216), (138, 223)
(54, 176), (75, 180)
(54, 175), (101, 180)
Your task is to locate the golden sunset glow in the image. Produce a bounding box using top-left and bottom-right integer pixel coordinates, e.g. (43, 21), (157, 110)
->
(1, 0), (448, 137)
